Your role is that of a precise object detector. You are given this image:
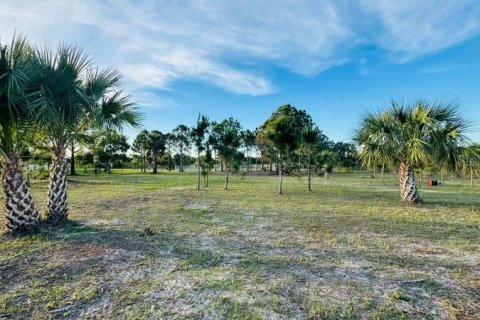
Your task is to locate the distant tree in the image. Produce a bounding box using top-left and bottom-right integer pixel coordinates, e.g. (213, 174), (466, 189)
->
(146, 130), (166, 174)
(165, 132), (175, 171)
(132, 130), (150, 172)
(203, 137), (215, 187)
(191, 114), (209, 190)
(354, 100), (470, 204)
(255, 128), (275, 172)
(241, 129), (257, 172)
(172, 124), (190, 172)
(333, 142), (359, 171)
(89, 130), (130, 172)
(261, 104), (313, 194)
(316, 150), (337, 178)
(301, 125), (320, 191)
(213, 118), (243, 190)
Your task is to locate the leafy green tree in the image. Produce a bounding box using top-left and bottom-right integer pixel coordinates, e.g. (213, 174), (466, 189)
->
(172, 124), (190, 172)
(333, 142), (358, 171)
(89, 130), (130, 172)
(0, 36), (42, 231)
(164, 132), (175, 171)
(212, 118), (243, 190)
(36, 44), (140, 224)
(301, 125), (320, 191)
(191, 114), (209, 190)
(354, 100), (470, 204)
(316, 150), (337, 178)
(261, 104), (313, 194)
(132, 130), (150, 172)
(146, 130), (166, 174)
(241, 129), (257, 172)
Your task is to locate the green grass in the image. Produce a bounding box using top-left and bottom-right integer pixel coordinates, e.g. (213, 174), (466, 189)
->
(0, 170), (479, 319)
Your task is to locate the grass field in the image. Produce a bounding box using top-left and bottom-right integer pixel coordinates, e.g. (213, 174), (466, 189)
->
(0, 171), (479, 319)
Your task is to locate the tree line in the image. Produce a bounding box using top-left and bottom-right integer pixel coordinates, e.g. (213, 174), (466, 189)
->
(63, 105), (359, 193)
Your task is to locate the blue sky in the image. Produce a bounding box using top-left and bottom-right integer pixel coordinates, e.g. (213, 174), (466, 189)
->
(1, 0), (480, 142)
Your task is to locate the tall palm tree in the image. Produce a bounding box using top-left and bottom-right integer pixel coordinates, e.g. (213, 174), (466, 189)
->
(354, 100), (470, 204)
(36, 44), (141, 224)
(0, 36), (42, 231)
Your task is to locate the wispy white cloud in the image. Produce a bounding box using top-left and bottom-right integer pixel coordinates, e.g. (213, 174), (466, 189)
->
(420, 64), (462, 75)
(1, 0), (480, 104)
(361, 0), (480, 61)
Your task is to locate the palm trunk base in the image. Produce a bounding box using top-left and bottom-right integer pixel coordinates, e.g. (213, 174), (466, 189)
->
(399, 162), (420, 204)
(2, 157), (39, 231)
(46, 153), (68, 224)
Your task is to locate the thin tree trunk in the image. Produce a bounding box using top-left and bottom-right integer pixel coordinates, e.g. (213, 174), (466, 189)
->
(399, 161), (420, 204)
(180, 152), (184, 172)
(381, 162), (385, 185)
(1, 154), (40, 231)
(470, 165), (474, 188)
(440, 168), (444, 185)
(46, 148), (69, 224)
(308, 152), (312, 191)
(206, 168), (209, 187)
(168, 146), (172, 171)
(153, 155), (158, 174)
(197, 151), (201, 190)
(220, 160), (224, 172)
(278, 155), (283, 194)
(224, 162), (229, 190)
(70, 141), (76, 176)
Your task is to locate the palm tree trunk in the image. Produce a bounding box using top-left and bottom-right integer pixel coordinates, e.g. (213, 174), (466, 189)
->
(399, 161), (420, 204)
(70, 141), (76, 176)
(46, 149), (68, 224)
(308, 152), (312, 191)
(1, 154), (40, 231)
(278, 155), (283, 194)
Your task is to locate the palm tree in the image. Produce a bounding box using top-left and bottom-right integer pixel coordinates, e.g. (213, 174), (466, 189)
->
(354, 100), (470, 204)
(0, 36), (42, 231)
(147, 130), (166, 174)
(36, 44), (141, 224)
